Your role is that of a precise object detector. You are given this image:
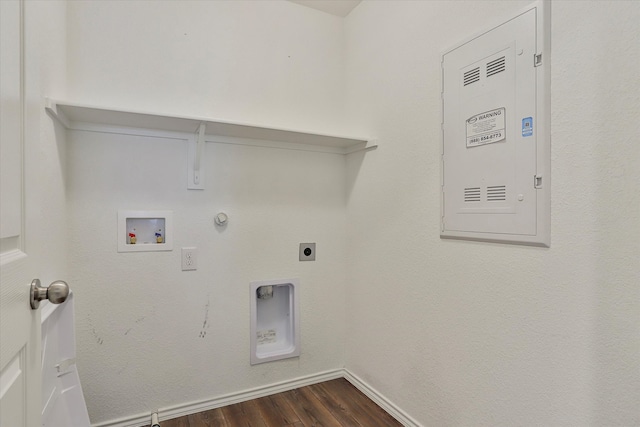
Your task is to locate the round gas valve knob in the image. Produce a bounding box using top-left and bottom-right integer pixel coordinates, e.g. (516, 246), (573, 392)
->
(215, 212), (228, 226)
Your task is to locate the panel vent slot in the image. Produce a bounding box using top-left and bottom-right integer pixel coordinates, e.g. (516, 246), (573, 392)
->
(486, 56), (505, 77)
(463, 67), (480, 86)
(487, 185), (507, 201)
(464, 187), (481, 202)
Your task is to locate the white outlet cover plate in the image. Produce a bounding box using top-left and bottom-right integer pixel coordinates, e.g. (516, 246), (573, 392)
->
(181, 247), (197, 271)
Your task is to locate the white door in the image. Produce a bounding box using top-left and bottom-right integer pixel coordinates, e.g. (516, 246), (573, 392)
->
(1, 1), (61, 425)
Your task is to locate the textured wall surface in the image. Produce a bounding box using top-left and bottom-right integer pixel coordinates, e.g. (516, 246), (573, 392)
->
(66, 0), (348, 134)
(67, 134), (347, 424)
(344, 1), (640, 426)
(62, 0), (640, 426)
(65, 1), (348, 424)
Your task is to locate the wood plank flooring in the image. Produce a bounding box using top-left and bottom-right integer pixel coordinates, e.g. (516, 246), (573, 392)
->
(153, 378), (401, 427)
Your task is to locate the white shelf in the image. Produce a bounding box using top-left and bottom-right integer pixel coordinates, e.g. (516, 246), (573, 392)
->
(45, 99), (375, 155)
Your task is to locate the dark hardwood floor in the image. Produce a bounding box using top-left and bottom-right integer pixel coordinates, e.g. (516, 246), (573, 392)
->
(153, 378), (402, 427)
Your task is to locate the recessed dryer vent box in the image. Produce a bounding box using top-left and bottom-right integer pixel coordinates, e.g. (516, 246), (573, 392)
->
(117, 210), (173, 252)
(441, 1), (550, 247)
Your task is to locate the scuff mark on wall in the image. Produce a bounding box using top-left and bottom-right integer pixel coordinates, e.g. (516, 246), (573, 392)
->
(87, 314), (104, 345)
(124, 316), (146, 336)
(199, 295), (210, 338)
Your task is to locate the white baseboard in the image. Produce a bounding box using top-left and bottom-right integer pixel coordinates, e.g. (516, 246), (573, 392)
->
(342, 370), (422, 427)
(92, 411), (153, 427)
(92, 369), (343, 427)
(92, 368), (421, 427)
(158, 369), (344, 423)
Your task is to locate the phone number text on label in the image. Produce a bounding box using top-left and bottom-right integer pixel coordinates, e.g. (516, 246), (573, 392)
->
(468, 130), (504, 146)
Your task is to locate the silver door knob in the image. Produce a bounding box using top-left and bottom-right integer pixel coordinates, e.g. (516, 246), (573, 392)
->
(30, 279), (69, 309)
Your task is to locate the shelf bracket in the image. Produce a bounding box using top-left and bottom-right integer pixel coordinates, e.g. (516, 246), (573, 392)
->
(188, 122), (206, 190)
(44, 98), (72, 129)
(195, 122), (205, 184)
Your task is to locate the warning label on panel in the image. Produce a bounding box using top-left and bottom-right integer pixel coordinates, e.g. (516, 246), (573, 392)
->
(466, 107), (506, 148)
(257, 329), (277, 345)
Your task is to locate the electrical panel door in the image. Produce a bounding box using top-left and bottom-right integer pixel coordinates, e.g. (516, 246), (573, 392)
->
(441, 1), (550, 246)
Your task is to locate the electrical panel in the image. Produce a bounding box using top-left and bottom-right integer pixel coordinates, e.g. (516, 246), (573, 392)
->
(441, 1), (550, 246)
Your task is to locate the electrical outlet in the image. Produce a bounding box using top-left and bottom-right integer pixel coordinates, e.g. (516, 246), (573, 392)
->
(299, 243), (316, 261)
(181, 247), (197, 271)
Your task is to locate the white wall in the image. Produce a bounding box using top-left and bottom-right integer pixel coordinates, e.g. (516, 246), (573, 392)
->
(63, 0), (640, 425)
(344, 1), (640, 426)
(67, 134), (347, 424)
(67, 0), (348, 134)
(65, 1), (348, 424)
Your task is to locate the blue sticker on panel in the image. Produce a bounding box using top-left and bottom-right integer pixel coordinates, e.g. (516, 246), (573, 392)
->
(522, 117), (533, 137)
